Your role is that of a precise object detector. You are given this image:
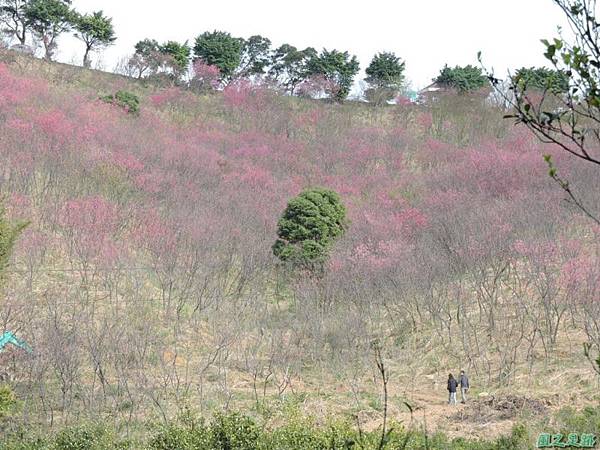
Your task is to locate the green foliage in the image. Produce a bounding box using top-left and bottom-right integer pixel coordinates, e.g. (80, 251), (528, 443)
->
(134, 38), (159, 58)
(555, 406), (600, 434)
(0, 412), (555, 450)
(513, 67), (569, 93)
(498, 1), (600, 225)
(210, 412), (261, 450)
(493, 423), (530, 450)
(149, 419), (211, 450)
(307, 49), (360, 100)
(100, 90), (139, 115)
(129, 38), (161, 79)
(131, 38), (190, 81)
(53, 424), (117, 450)
(0, 384), (19, 419)
(193, 30), (243, 80)
(266, 414), (358, 450)
(0, 203), (27, 286)
(268, 44), (316, 94)
(365, 52), (405, 87)
(435, 64), (489, 92)
(365, 52), (406, 104)
(150, 412), (261, 450)
(73, 10), (116, 68)
(237, 34), (271, 78)
(160, 40), (191, 73)
(273, 188), (347, 271)
(54, 425), (96, 450)
(23, 0), (74, 60)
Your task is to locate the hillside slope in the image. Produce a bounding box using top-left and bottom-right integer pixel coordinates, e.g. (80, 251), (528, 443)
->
(0, 50), (599, 441)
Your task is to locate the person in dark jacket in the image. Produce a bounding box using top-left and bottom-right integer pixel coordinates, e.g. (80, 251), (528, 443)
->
(459, 370), (469, 403)
(447, 373), (458, 405)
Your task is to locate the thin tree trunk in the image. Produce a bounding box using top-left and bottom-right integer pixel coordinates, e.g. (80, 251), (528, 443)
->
(83, 46), (91, 68)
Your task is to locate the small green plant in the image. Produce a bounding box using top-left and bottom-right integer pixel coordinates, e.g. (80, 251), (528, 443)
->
(149, 407), (211, 450)
(0, 385), (20, 419)
(210, 412), (261, 450)
(0, 203), (28, 288)
(100, 90), (140, 115)
(149, 423), (210, 450)
(53, 423), (113, 450)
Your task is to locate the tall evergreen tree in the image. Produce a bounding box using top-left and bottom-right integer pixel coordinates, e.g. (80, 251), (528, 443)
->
(24, 0), (74, 60)
(268, 44), (316, 94)
(236, 34), (271, 79)
(193, 30), (243, 81)
(434, 64), (488, 92)
(364, 52), (406, 105)
(306, 49), (360, 100)
(73, 10), (116, 68)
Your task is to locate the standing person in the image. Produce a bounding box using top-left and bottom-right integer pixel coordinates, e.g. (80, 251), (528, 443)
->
(459, 370), (469, 403)
(447, 373), (458, 405)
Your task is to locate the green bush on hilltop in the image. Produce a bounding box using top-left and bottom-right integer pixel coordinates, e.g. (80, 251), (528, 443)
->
(435, 64), (489, 92)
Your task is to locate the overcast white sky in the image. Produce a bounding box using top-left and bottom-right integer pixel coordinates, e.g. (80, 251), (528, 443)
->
(54, 0), (568, 89)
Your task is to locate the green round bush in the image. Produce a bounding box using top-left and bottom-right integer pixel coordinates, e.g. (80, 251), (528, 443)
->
(273, 187), (347, 271)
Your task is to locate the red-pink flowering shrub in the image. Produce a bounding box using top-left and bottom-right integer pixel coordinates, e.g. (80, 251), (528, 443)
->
(0, 64), (47, 108)
(296, 75), (340, 99)
(222, 79), (269, 110)
(150, 87), (187, 108)
(191, 59), (221, 92)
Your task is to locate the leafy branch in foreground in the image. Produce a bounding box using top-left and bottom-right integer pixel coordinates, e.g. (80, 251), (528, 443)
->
(481, 0), (600, 226)
(544, 154), (600, 224)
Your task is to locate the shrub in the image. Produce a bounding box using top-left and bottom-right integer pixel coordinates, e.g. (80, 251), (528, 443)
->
(273, 188), (347, 272)
(209, 412), (261, 450)
(266, 417), (359, 450)
(149, 413), (210, 450)
(0, 436), (49, 450)
(555, 406), (600, 434)
(364, 52), (406, 105)
(493, 423), (530, 450)
(53, 423), (113, 450)
(0, 385), (19, 419)
(100, 90), (140, 115)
